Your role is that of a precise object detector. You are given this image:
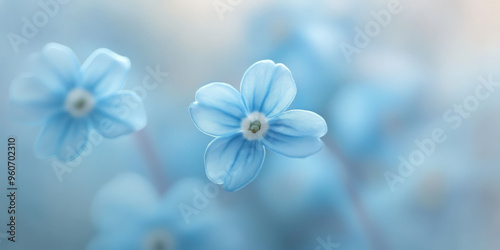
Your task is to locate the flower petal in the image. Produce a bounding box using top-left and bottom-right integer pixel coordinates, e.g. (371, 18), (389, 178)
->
(205, 133), (265, 191)
(89, 90), (147, 138)
(240, 60), (296, 117)
(81, 48), (130, 98)
(9, 75), (64, 124)
(34, 113), (91, 162)
(31, 43), (81, 92)
(189, 82), (247, 137)
(263, 110), (327, 158)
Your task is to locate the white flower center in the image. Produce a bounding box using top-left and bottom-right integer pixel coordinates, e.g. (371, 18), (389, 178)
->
(143, 229), (175, 250)
(64, 88), (95, 118)
(241, 112), (269, 140)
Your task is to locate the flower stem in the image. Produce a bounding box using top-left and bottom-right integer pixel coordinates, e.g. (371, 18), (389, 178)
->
(323, 136), (388, 250)
(135, 129), (168, 195)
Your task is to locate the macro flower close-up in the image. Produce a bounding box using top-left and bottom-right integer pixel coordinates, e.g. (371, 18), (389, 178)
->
(9, 43), (147, 162)
(189, 60), (327, 191)
(2, 1), (500, 249)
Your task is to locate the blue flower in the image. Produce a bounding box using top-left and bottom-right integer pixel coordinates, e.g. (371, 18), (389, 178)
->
(88, 173), (246, 250)
(244, 3), (354, 111)
(255, 149), (371, 249)
(365, 148), (482, 249)
(9, 43), (146, 162)
(189, 60), (327, 191)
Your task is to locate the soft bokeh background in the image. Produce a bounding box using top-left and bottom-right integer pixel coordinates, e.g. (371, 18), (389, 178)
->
(1, 0), (500, 249)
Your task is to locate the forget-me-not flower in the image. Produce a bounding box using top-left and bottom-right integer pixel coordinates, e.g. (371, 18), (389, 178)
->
(88, 173), (246, 250)
(9, 43), (146, 162)
(328, 50), (424, 166)
(189, 60), (327, 191)
(255, 150), (371, 249)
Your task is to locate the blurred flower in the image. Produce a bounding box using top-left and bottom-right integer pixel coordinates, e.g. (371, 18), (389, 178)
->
(189, 60), (327, 191)
(88, 173), (246, 250)
(254, 149), (371, 250)
(245, 2), (353, 112)
(9, 43), (146, 162)
(365, 146), (488, 250)
(329, 83), (411, 157)
(327, 50), (427, 179)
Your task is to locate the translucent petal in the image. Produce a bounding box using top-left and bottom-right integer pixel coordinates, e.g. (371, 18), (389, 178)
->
(81, 48), (130, 98)
(263, 110), (327, 158)
(240, 60), (296, 117)
(189, 82), (247, 137)
(9, 75), (64, 124)
(34, 113), (91, 162)
(205, 133), (265, 191)
(89, 90), (147, 138)
(31, 43), (81, 92)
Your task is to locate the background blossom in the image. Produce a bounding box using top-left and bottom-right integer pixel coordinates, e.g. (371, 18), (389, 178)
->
(9, 43), (146, 162)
